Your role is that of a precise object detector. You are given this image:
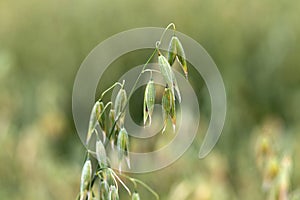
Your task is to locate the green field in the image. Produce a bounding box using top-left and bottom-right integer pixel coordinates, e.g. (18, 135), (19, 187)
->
(0, 0), (300, 199)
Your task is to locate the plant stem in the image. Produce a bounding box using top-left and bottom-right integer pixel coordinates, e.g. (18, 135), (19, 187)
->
(109, 169), (132, 196)
(156, 22), (176, 48)
(98, 82), (122, 102)
(133, 178), (160, 200)
(117, 173), (159, 200)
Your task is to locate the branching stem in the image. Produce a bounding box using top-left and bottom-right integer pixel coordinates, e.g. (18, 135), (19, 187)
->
(86, 23), (176, 200)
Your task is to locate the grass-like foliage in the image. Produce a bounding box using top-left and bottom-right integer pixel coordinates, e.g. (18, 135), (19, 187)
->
(254, 120), (298, 200)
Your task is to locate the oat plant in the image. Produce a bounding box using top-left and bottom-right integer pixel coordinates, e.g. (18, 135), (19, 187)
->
(76, 23), (189, 200)
(255, 121), (298, 200)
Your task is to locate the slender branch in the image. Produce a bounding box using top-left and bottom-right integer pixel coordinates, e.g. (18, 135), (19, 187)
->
(109, 169), (132, 196)
(116, 173), (159, 200)
(116, 173), (137, 188)
(110, 171), (119, 190)
(98, 82), (122, 102)
(99, 102), (112, 118)
(134, 178), (159, 200)
(156, 22), (176, 48)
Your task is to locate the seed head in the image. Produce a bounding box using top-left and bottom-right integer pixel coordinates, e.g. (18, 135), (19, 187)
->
(96, 101), (107, 137)
(143, 79), (156, 126)
(158, 55), (174, 94)
(80, 160), (92, 194)
(171, 70), (181, 102)
(117, 127), (130, 172)
(162, 86), (176, 133)
(86, 101), (101, 145)
(114, 88), (127, 128)
(109, 109), (120, 149)
(176, 38), (188, 78)
(167, 36), (188, 78)
(96, 140), (107, 168)
(167, 36), (177, 66)
(109, 108), (116, 128)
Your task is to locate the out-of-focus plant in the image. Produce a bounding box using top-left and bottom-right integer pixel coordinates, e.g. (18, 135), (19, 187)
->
(254, 120), (298, 200)
(76, 23), (189, 200)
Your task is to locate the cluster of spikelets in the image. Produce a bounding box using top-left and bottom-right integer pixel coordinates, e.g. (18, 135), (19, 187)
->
(254, 121), (298, 200)
(77, 23), (188, 200)
(146, 35), (188, 132)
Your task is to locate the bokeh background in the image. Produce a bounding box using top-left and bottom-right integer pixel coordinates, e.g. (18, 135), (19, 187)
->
(0, 0), (300, 199)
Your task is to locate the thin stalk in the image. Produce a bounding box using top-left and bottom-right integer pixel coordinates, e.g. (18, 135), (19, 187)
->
(134, 178), (160, 200)
(110, 171), (119, 190)
(156, 23), (176, 48)
(98, 82), (123, 102)
(117, 173), (159, 200)
(109, 169), (132, 196)
(99, 102), (112, 119)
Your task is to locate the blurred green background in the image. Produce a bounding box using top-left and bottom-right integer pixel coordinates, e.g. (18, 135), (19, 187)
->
(0, 0), (300, 199)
